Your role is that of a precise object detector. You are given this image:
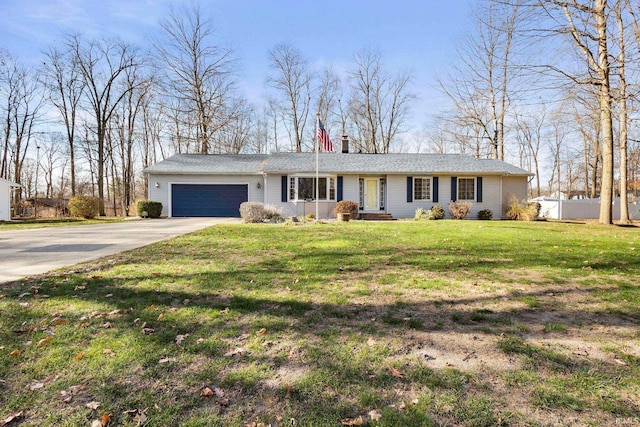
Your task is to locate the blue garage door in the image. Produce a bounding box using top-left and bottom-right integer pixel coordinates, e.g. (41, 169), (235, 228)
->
(171, 184), (248, 217)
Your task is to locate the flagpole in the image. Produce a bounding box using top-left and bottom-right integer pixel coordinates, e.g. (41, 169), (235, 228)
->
(315, 113), (320, 220)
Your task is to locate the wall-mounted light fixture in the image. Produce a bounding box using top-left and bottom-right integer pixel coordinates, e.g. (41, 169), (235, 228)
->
(257, 182), (261, 189)
(155, 182), (160, 188)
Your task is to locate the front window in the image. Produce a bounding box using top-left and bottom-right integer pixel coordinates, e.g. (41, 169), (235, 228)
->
(289, 176), (336, 201)
(414, 177), (431, 201)
(458, 178), (475, 201)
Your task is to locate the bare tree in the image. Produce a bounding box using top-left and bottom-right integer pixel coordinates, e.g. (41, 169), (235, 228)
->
(0, 54), (44, 204)
(69, 34), (143, 216)
(534, 0), (615, 224)
(438, 0), (526, 160)
(348, 48), (413, 153)
(42, 46), (85, 196)
(156, 5), (237, 154)
(267, 43), (313, 152)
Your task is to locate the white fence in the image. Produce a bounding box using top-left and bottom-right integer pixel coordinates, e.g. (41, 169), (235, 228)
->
(534, 197), (640, 220)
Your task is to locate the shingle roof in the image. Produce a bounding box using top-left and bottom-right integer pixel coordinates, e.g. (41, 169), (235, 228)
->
(144, 153), (532, 176)
(143, 154), (269, 175)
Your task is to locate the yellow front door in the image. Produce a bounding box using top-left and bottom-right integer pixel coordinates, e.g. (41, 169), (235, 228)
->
(365, 179), (378, 210)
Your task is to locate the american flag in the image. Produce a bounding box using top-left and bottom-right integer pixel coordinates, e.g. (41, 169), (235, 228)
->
(317, 117), (334, 152)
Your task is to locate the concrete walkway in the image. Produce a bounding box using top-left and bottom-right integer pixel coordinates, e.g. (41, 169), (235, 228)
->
(0, 218), (240, 283)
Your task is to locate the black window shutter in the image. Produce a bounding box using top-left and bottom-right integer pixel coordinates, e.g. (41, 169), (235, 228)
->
(407, 176), (413, 202)
(281, 176), (288, 202)
(451, 177), (457, 201)
(337, 176), (343, 201)
(476, 177), (483, 202)
(432, 177), (439, 202)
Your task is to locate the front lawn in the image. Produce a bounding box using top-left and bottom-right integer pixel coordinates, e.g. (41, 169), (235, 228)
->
(1, 221), (639, 426)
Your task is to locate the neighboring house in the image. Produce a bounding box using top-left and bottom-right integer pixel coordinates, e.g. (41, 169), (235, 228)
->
(0, 178), (21, 221)
(144, 152), (532, 219)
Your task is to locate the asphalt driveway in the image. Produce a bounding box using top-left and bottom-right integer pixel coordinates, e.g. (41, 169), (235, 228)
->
(0, 218), (240, 283)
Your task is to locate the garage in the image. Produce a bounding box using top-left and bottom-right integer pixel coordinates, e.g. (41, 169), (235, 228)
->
(171, 184), (248, 217)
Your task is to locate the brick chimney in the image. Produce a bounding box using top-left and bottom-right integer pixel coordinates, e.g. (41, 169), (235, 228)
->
(341, 135), (349, 153)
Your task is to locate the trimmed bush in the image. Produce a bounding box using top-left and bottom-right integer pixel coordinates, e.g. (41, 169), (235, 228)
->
(506, 196), (537, 221)
(239, 202), (283, 223)
(137, 200), (163, 218)
(69, 195), (100, 219)
(431, 205), (445, 220)
(334, 200), (359, 219)
(449, 201), (472, 220)
(477, 209), (493, 220)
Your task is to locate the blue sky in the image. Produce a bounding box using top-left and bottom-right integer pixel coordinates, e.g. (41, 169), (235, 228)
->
(0, 0), (476, 129)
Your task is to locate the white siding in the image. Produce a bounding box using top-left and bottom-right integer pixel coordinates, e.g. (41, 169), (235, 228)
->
(147, 174), (264, 217)
(264, 174), (337, 218)
(502, 176), (528, 217)
(0, 181), (12, 221)
(385, 175), (501, 219)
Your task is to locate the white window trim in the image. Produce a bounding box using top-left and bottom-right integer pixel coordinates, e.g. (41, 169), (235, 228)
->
(288, 175), (337, 202)
(457, 177), (476, 201)
(413, 176), (432, 201)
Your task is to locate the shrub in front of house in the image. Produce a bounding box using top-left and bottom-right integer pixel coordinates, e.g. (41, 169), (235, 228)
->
(69, 195), (100, 219)
(477, 209), (493, 220)
(529, 201), (541, 219)
(414, 207), (435, 220)
(449, 201), (472, 220)
(136, 200), (163, 218)
(239, 202), (283, 223)
(506, 196), (536, 221)
(431, 205), (445, 220)
(333, 200), (359, 219)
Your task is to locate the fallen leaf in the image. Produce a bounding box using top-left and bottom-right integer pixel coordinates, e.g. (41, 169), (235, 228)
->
(411, 398), (419, 405)
(91, 420), (102, 427)
(54, 318), (68, 326)
(196, 338), (205, 344)
(614, 357), (628, 366)
(157, 313), (164, 321)
(200, 387), (214, 397)
(217, 398), (229, 406)
(285, 384), (291, 398)
(368, 409), (382, 421)
(257, 328), (267, 336)
(9, 349), (20, 357)
(100, 413), (111, 426)
(366, 338), (376, 347)
(86, 401), (102, 410)
(28, 381), (45, 390)
(158, 357), (176, 364)
(74, 353), (84, 361)
(214, 387), (225, 398)
(141, 328), (155, 335)
(101, 322), (113, 328)
(388, 365), (404, 379)
(175, 334), (189, 345)
(398, 401), (406, 410)
(37, 336), (51, 346)
(103, 349), (116, 356)
(1, 411), (24, 426)
(341, 416), (363, 426)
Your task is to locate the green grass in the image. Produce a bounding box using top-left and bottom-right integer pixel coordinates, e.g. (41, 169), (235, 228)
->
(0, 217), (127, 230)
(1, 220), (639, 426)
